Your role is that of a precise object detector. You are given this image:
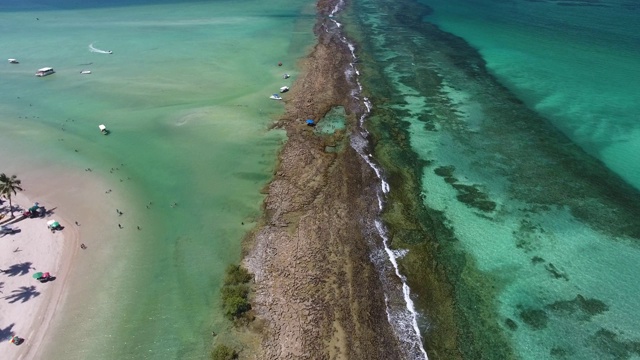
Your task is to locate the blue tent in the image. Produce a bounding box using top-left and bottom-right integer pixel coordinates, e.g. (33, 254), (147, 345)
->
(306, 119), (315, 126)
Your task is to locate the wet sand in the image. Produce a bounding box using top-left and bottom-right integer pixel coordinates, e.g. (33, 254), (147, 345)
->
(243, 0), (405, 358)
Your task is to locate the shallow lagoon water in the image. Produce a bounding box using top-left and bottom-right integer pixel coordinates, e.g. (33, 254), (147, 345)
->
(0, 0), (314, 358)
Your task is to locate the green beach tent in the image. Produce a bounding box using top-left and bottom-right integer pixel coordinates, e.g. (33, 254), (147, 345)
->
(47, 220), (60, 228)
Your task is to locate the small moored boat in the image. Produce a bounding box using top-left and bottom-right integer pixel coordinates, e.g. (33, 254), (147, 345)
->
(80, 70), (92, 74)
(283, 73), (290, 79)
(279, 86), (289, 93)
(35, 67), (55, 77)
(99, 124), (109, 135)
(8, 59), (19, 64)
(270, 94), (282, 100)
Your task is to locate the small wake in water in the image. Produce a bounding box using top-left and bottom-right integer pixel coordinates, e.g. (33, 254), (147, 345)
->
(89, 43), (112, 54)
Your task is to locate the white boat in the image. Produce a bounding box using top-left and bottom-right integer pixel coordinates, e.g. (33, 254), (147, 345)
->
(283, 73), (290, 79)
(8, 59), (19, 64)
(35, 67), (55, 77)
(270, 94), (282, 100)
(279, 86), (289, 93)
(80, 70), (92, 74)
(98, 124), (109, 135)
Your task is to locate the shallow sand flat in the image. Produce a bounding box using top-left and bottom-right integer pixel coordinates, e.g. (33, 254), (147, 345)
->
(0, 153), (122, 360)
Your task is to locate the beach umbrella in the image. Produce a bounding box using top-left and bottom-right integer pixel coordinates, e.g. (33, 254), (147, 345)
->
(32, 272), (43, 279)
(29, 205), (39, 212)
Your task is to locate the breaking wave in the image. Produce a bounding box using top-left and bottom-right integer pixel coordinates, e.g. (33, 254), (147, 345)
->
(325, 3), (429, 360)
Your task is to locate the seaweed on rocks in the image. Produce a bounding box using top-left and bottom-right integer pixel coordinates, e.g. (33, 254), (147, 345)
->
(241, 0), (405, 358)
(340, 0), (520, 358)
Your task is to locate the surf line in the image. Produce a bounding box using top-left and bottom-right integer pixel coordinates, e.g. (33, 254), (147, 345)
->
(327, 3), (429, 360)
(89, 43), (113, 54)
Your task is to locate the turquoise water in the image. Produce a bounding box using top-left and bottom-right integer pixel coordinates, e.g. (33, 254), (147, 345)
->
(316, 106), (346, 134)
(424, 0), (640, 190)
(0, 0), (314, 358)
(343, 0), (640, 358)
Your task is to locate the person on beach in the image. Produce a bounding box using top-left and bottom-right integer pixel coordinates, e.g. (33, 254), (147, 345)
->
(10, 335), (23, 345)
(80, 243), (87, 249)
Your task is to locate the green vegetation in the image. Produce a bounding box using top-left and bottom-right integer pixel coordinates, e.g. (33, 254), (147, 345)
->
(210, 344), (238, 360)
(224, 264), (252, 285)
(0, 173), (23, 219)
(221, 265), (253, 320)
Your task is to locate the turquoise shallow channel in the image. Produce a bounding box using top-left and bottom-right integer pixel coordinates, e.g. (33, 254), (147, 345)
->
(0, 0), (315, 358)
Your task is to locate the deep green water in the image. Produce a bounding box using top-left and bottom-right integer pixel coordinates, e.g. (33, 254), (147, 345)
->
(342, 0), (640, 358)
(0, 0), (314, 358)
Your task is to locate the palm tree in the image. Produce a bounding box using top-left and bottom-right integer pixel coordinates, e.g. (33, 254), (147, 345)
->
(0, 173), (23, 219)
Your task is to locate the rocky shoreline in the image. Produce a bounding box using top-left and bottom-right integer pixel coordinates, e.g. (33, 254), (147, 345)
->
(243, 0), (405, 358)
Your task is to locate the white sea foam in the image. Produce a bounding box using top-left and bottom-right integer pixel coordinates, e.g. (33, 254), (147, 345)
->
(327, 6), (428, 358)
(394, 249), (409, 259)
(376, 220), (429, 359)
(330, 0), (345, 16)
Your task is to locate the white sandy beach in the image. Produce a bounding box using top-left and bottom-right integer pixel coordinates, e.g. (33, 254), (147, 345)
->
(0, 153), (123, 360)
(0, 192), (73, 359)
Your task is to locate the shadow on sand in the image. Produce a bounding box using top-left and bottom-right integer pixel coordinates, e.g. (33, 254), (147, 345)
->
(44, 207), (57, 217)
(4, 285), (40, 304)
(1, 262), (34, 277)
(0, 228), (22, 237)
(0, 323), (16, 343)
